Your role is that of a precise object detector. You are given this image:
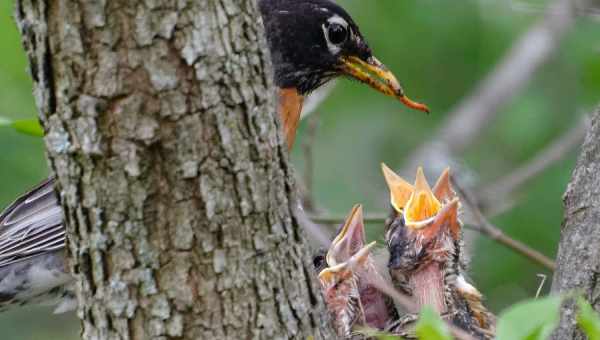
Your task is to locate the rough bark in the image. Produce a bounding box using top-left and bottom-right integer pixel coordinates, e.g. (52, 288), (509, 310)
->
(551, 106), (600, 340)
(14, 1), (334, 339)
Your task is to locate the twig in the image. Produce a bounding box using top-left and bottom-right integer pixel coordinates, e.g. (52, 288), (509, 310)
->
(296, 205), (333, 249)
(310, 214), (388, 226)
(478, 114), (589, 205)
(309, 207), (556, 271)
(404, 0), (576, 171)
(310, 213), (487, 234)
(535, 274), (547, 299)
(452, 177), (557, 271)
(509, 0), (600, 17)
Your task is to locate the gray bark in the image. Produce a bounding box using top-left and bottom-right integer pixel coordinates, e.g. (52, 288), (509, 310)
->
(551, 106), (600, 340)
(14, 1), (334, 339)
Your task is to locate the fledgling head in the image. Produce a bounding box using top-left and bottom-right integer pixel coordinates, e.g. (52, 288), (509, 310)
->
(312, 204), (365, 274)
(381, 164), (460, 273)
(318, 242), (376, 337)
(321, 205), (399, 330)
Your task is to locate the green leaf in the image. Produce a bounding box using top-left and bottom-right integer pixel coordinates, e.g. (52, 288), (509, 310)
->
(496, 295), (563, 340)
(0, 116), (44, 137)
(577, 298), (600, 340)
(415, 306), (452, 340)
(11, 119), (44, 137)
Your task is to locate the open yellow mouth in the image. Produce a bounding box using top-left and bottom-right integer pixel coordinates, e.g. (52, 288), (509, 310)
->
(404, 167), (441, 228)
(339, 55), (429, 113)
(381, 164), (457, 230)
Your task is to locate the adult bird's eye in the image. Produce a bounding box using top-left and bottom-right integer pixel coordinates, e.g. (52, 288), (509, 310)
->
(327, 23), (348, 45)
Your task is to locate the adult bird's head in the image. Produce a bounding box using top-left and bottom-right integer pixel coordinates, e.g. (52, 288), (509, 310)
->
(259, 0), (429, 149)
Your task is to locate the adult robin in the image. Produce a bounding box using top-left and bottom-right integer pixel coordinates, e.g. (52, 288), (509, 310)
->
(0, 0), (427, 313)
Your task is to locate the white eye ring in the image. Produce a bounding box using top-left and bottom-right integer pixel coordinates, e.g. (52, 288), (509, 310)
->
(322, 15), (350, 55)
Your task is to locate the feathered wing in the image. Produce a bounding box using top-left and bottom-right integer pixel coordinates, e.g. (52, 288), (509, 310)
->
(0, 178), (65, 267)
(0, 178), (75, 313)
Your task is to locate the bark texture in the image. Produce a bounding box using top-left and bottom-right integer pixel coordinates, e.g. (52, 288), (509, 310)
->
(551, 106), (600, 340)
(14, 1), (334, 339)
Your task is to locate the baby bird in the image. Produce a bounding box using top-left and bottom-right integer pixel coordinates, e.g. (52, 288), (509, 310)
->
(318, 205), (398, 337)
(381, 164), (495, 339)
(318, 242), (376, 337)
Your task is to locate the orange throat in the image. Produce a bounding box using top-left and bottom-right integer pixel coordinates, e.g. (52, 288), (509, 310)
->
(277, 88), (304, 150)
(409, 263), (446, 314)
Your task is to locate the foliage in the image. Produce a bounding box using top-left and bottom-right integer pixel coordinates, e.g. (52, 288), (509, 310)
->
(357, 296), (600, 340)
(0, 117), (44, 137)
(577, 298), (600, 340)
(415, 307), (452, 340)
(496, 295), (562, 340)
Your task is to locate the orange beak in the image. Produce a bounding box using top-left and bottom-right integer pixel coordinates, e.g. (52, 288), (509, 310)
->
(318, 241), (376, 285)
(339, 56), (429, 113)
(426, 198), (461, 240)
(327, 204), (366, 266)
(278, 56), (428, 151)
(381, 163), (414, 212)
(318, 262), (350, 286)
(433, 167), (455, 203)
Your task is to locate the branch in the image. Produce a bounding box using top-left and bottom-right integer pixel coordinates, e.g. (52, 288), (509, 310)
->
(452, 177), (557, 271)
(295, 206), (334, 249)
(478, 113), (589, 206)
(404, 0), (576, 171)
(309, 202), (556, 271)
(309, 214), (387, 226)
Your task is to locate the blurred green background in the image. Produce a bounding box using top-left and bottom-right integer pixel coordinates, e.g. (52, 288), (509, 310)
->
(0, 0), (598, 338)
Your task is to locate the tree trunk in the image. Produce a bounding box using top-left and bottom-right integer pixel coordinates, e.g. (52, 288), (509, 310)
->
(551, 106), (600, 340)
(14, 1), (334, 339)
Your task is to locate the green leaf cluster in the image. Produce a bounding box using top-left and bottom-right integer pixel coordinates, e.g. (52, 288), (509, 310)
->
(496, 296), (562, 340)
(577, 298), (600, 340)
(415, 307), (452, 340)
(408, 296), (600, 340)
